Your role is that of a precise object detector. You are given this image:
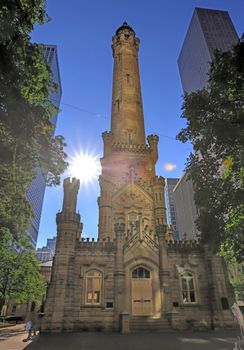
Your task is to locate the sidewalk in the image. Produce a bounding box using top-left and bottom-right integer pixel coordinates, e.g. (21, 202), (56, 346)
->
(26, 329), (241, 350)
(0, 324), (31, 350)
(0, 325), (242, 350)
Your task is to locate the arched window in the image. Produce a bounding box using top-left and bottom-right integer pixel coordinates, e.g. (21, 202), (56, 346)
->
(181, 272), (196, 303)
(85, 270), (102, 305)
(132, 267), (150, 279)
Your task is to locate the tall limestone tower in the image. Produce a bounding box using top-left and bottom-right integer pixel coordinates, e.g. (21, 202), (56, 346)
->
(42, 23), (235, 333)
(99, 22), (166, 240)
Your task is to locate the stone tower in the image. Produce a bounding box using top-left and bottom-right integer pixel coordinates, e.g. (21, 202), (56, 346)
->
(99, 22), (166, 240)
(42, 178), (83, 331)
(41, 23), (235, 333)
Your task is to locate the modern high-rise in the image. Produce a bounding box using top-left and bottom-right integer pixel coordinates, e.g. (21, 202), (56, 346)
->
(165, 178), (179, 240)
(175, 8), (239, 240)
(178, 7), (239, 93)
(36, 236), (57, 263)
(173, 173), (199, 240)
(26, 45), (62, 246)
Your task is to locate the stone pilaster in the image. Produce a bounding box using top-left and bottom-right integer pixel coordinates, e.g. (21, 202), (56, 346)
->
(153, 176), (167, 226)
(203, 244), (235, 329)
(114, 223), (126, 331)
(98, 177), (113, 239)
(156, 224), (171, 314)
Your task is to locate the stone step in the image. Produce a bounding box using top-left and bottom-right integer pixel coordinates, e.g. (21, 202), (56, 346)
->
(130, 316), (171, 332)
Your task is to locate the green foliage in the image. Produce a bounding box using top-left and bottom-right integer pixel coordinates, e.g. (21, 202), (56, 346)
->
(0, 229), (46, 305)
(177, 39), (244, 263)
(0, 1), (68, 236)
(220, 244), (244, 301)
(230, 270), (244, 301)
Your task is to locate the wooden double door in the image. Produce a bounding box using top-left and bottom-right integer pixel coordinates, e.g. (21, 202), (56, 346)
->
(131, 268), (153, 315)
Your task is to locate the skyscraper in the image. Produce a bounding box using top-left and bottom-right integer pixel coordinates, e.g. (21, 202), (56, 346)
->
(36, 236), (57, 263)
(178, 8), (239, 93)
(26, 45), (62, 246)
(173, 173), (199, 240)
(175, 8), (239, 240)
(165, 178), (179, 240)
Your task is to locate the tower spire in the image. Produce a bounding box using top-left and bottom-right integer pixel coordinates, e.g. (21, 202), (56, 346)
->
(111, 22), (145, 145)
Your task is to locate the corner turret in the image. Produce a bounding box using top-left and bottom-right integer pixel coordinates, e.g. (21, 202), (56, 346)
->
(147, 134), (159, 162)
(62, 177), (80, 213)
(56, 177), (83, 241)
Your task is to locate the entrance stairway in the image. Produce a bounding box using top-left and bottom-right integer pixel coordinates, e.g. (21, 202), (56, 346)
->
(130, 316), (172, 332)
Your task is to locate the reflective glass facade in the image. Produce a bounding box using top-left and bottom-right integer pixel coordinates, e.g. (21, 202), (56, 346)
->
(26, 45), (62, 246)
(178, 8), (239, 93)
(165, 178), (180, 240)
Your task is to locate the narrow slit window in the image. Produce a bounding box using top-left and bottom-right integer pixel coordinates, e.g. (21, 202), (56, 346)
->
(117, 100), (120, 112)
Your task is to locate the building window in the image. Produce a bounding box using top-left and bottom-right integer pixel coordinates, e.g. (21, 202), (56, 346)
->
(181, 272), (196, 303)
(116, 100), (120, 112)
(85, 270), (102, 305)
(221, 297), (229, 310)
(132, 267), (150, 278)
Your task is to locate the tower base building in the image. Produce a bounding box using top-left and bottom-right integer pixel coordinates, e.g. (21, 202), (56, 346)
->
(42, 23), (235, 332)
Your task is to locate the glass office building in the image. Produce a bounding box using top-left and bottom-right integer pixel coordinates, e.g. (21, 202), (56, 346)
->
(178, 8), (239, 93)
(176, 8), (239, 239)
(165, 178), (180, 240)
(26, 45), (62, 246)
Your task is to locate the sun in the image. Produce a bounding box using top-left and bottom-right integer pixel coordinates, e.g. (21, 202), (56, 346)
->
(68, 152), (101, 185)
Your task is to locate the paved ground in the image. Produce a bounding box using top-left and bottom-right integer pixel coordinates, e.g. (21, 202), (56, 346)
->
(0, 325), (242, 350)
(0, 324), (31, 350)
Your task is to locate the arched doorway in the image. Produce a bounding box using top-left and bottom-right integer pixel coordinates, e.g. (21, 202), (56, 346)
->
(131, 267), (153, 315)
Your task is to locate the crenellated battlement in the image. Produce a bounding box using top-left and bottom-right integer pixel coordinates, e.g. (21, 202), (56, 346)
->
(167, 239), (202, 251)
(81, 237), (115, 243)
(147, 134), (159, 144)
(111, 142), (150, 154)
(63, 176), (80, 189)
(102, 131), (112, 140)
(78, 237), (116, 252)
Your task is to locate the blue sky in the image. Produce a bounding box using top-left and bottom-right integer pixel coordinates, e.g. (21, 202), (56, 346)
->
(32, 0), (244, 248)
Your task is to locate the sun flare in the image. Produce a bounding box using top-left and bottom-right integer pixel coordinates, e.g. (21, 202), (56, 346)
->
(68, 152), (101, 185)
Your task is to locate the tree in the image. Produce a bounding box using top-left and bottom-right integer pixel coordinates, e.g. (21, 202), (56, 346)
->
(0, 229), (46, 315)
(177, 38), (244, 264)
(0, 1), (68, 237)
